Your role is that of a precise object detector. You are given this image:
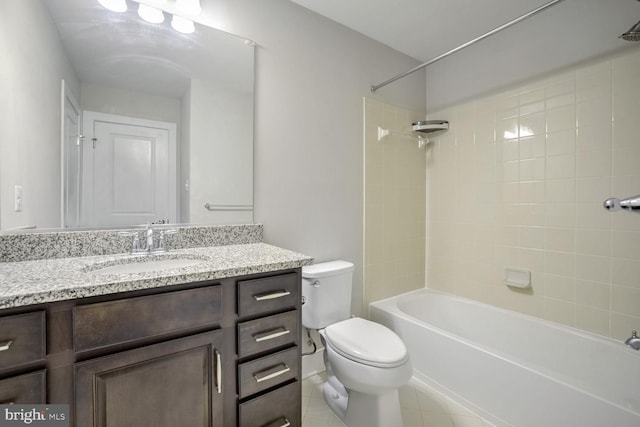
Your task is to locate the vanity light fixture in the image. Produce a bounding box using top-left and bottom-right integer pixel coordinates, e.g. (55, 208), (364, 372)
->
(175, 0), (202, 16)
(98, 0), (201, 34)
(137, 4), (165, 24)
(98, 0), (127, 13)
(171, 14), (195, 33)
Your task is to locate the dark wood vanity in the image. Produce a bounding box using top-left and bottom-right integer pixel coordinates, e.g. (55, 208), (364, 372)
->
(0, 268), (302, 427)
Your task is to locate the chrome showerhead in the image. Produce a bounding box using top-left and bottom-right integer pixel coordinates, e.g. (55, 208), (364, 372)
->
(621, 20), (640, 41)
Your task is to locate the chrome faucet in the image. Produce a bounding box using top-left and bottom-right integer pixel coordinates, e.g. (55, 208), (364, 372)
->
(120, 224), (177, 255)
(625, 331), (640, 350)
(145, 223), (154, 252)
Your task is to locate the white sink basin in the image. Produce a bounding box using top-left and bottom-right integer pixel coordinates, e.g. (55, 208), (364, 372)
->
(86, 256), (207, 276)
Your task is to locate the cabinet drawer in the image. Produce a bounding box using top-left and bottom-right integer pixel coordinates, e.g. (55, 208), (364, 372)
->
(238, 310), (298, 358)
(0, 311), (45, 372)
(238, 347), (299, 399)
(0, 370), (46, 404)
(73, 285), (221, 352)
(238, 273), (299, 319)
(239, 380), (301, 427)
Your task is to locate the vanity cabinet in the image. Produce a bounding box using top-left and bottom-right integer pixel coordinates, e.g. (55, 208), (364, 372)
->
(0, 267), (304, 427)
(0, 311), (46, 404)
(71, 285), (227, 427)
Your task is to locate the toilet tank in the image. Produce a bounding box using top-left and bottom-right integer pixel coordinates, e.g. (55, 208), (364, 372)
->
(301, 260), (354, 329)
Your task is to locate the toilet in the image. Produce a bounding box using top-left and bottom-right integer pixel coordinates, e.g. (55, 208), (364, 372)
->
(302, 260), (412, 427)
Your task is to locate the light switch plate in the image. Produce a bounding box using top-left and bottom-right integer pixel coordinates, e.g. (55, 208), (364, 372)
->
(14, 185), (22, 212)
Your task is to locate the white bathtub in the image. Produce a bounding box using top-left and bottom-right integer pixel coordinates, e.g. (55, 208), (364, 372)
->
(370, 289), (640, 427)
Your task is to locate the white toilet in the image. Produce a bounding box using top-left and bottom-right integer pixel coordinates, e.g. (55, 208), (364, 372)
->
(302, 260), (412, 427)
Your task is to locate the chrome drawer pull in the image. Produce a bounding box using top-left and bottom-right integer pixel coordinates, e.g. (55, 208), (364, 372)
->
(253, 363), (291, 383)
(253, 327), (290, 342)
(253, 291), (291, 301)
(215, 350), (222, 394)
(261, 417), (290, 427)
(0, 340), (13, 352)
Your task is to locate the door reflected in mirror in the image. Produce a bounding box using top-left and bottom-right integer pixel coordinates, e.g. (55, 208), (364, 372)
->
(0, 0), (254, 232)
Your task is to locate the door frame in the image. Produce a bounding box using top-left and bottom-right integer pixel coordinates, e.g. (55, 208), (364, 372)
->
(60, 80), (82, 228)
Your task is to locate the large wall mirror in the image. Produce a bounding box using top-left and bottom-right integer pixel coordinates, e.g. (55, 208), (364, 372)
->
(0, 0), (254, 232)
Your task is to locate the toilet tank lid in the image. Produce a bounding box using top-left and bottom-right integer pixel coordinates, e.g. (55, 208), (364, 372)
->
(302, 260), (354, 278)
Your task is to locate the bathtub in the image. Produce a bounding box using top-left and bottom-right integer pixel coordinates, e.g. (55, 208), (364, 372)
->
(369, 289), (640, 427)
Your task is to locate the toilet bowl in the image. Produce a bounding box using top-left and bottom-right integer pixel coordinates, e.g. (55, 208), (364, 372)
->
(301, 261), (412, 427)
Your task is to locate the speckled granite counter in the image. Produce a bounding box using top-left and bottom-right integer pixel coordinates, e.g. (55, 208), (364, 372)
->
(0, 243), (313, 309)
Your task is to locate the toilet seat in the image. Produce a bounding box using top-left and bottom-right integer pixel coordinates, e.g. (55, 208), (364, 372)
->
(324, 317), (409, 368)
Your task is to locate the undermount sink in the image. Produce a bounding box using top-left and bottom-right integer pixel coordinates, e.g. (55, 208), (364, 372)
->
(85, 255), (208, 276)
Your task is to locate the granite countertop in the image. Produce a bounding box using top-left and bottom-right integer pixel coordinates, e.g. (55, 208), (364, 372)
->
(0, 243), (313, 309)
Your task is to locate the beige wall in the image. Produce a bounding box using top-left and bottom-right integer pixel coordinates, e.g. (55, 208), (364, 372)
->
(364, 98), (426, 310)
(426, 47), (640, 340)
(208, 0), (427, 318)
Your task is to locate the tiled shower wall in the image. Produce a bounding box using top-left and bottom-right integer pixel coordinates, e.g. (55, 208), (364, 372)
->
(364, 98), (426, 309)
(427, 47), (640, 340)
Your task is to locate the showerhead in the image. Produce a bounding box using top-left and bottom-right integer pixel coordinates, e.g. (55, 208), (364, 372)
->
(620, 20), (640, 41)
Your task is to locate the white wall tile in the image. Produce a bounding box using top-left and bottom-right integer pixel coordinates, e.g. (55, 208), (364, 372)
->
(546, 105), (575, 133)
(546, 155), (575, 180)
(575, 279), (610, 310)
(544, 228), (575, 252)
(611, 285), (640, 317)
(545, 250), (575, 277)
(575, 229), (610, 257)
(544, 274), (575, 301)
(365, 99), (426, 307)
(424, 49), (640, 339)
(546, 130), (575, 157)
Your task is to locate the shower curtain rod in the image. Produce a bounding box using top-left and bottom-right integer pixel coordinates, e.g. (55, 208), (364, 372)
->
(370, 0), (565, 93)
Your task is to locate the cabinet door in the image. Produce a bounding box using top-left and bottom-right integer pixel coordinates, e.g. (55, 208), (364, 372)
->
(75, 330), (224, 427)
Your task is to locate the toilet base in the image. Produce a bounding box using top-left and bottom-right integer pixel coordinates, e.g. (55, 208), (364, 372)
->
(322, 378), (404, 427)
(344, 388), (403, 427)
(322, 380), (348, 421)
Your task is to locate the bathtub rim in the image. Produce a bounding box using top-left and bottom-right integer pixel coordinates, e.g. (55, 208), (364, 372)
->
(370, 287), (637, 354)
(369, 287), (640, 419)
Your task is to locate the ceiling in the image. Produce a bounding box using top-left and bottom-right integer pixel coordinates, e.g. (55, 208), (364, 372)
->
(290, 0), (640, 106)
(289, 0), (640, 63)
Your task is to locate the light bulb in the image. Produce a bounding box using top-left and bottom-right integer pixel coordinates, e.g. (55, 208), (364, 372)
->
(98, 0), (127, 13)
(138, 4), (164, 24)
(175, 0), (201, 16)
(171, 15), (195, 34)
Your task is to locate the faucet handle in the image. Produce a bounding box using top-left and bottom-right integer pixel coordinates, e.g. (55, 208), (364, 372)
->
(152, 229), (178, 253)
(118, 230), (142, 253)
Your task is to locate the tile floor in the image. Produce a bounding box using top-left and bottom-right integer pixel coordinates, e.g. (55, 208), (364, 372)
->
(301, 373), (495, 427)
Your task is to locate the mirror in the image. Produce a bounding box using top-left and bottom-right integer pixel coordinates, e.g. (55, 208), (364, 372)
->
(0, 0), (254, 232)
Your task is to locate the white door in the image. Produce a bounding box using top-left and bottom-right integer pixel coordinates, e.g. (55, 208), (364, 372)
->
(61, 81), (82, 228)
(81, 112), (177, 227)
